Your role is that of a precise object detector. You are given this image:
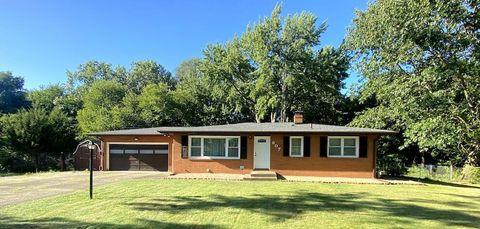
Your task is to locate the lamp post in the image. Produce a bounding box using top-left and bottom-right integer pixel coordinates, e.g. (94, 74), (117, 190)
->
(87, 142), (95, 200)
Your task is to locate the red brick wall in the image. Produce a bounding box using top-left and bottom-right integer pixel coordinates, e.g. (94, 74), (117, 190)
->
(270, 134), (377, 178)
(170, 133), (378, 178)
(98, 135), (173, 171)
(171, 134), (254, 174)
(98, 133), (378, 178)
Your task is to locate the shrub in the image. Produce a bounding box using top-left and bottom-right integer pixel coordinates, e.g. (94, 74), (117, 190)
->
(377, 154), (407, 177)
(0, 147), (35, 173)
(0, 146), (63, 173)
(462, 166), (480, 184)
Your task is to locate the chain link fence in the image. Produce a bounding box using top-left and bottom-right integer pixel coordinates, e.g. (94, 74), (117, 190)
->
(406, 164), (463, 182)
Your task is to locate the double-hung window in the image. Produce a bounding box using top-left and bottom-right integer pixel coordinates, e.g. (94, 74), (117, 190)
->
(327, 136), (359, 158)
(189, 136), (240, 159)
(289, 136), (304, 157)
(190, 138), (202, 157)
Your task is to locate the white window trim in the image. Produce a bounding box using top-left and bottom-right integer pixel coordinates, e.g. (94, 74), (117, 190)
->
(188, 136), (241, 160)
(327, 136), (359, 158)
(289, 136), (304, 157)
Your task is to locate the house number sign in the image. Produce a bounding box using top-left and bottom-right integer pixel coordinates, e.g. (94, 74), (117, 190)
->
(271, 141), (281, 152)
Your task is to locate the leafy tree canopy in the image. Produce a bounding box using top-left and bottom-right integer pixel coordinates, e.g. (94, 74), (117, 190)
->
(174, 59), (250, 125)
(346, 0), (480, 165)
(27, 84), (65, 112)
(67, 60), (174, 94)
(202, 4), (348, 123)
(1, 107), (77, 171)
(76, 80), (129, 134)
(128, 60), (175, 93)
(69, 60), (175, 134)
(138, 83), (175, 126)
(0, 71), (29, 114)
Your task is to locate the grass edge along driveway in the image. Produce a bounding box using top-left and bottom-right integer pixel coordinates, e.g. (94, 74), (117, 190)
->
(1, 179), (479, 229)
(0, 171), (169, 207)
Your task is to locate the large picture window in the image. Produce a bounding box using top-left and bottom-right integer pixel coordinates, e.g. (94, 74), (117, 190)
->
(327, 136), (359, 158)
(189, 136), (240, 159)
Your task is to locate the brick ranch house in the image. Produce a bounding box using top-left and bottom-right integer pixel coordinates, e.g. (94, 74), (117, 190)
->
(90, 112), (396, 178)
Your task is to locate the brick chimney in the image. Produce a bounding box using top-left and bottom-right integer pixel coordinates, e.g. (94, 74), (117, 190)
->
(293, 111), (304, 124)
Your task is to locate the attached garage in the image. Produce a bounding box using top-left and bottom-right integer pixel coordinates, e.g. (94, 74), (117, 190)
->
(109, 144), (168, 171)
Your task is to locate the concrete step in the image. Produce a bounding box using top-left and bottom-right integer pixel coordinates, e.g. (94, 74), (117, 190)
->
(250, 170), (277, 178)
(243, 175), (278, 181)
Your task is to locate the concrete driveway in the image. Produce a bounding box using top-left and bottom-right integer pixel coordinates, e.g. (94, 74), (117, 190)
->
(0, 171), (169, 207)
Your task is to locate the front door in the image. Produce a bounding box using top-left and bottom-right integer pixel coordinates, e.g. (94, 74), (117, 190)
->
(254, 136), (270, 169)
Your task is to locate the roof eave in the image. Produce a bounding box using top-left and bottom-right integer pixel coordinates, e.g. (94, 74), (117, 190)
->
(157, 130), (398, 135)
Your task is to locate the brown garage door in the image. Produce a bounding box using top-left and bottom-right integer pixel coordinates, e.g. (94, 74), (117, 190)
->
(109, 144), (168, 171)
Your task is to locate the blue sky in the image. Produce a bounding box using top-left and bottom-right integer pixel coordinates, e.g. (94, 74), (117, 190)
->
(0, 0), (367, 90)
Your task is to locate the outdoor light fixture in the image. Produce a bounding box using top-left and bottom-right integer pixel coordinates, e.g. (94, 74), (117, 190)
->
(74, 140), (99, 200)
(87, 141), (94, 200)
(134, 137), (139, 141)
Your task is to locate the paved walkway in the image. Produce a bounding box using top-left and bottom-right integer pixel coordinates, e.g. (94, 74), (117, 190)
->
(166, 173), (423, 185)
(0, 171), (169, 207)
(282, 176), (423, 185)
(166, 173), (245, 181)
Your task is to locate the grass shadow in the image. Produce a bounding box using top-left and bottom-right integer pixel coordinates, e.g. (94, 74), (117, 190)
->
(126, 191), (480, 227)
(0, 215), (224, 229)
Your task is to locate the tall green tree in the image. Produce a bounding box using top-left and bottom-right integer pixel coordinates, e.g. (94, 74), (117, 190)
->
(127, 60), (175, 93)
(0, 71), (29, 114)
(1, 108), (76, 172)
(27, 84), (79, 158)
(69, 60), (175, 133)
(76, 80), (129, 134)
(201, 41), (258, 122)
(292, 46), (349, 124)
(202, 4), (347, 123)
(346, 0), (480, 165)
(44, 108), (78, 165)
(67, 61), (123, 89)
(67, 60), (174, 93)
(138, 83), (175, 126)
(27, 84), (64, 112)
(174, 59), (248, 125)
(1, 108), (49, 172)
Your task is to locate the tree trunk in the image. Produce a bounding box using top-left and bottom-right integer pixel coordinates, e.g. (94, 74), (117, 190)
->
(61, 152), (66, 171)
(35, 152), (39, 173)
(280, 69), (287, 122)
(270, 111), (276, 123)
(255, 113), (261, 123)
(465, 144), (480, 166)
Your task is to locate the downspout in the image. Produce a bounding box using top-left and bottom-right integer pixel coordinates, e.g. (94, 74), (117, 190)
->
(171, 135), (174, 174)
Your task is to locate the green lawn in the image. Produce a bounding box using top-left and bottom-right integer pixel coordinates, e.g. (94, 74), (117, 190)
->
(1, 179), (479, 229)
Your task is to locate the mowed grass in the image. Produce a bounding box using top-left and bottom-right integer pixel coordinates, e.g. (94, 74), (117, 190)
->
(1, 179), (479, 229)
